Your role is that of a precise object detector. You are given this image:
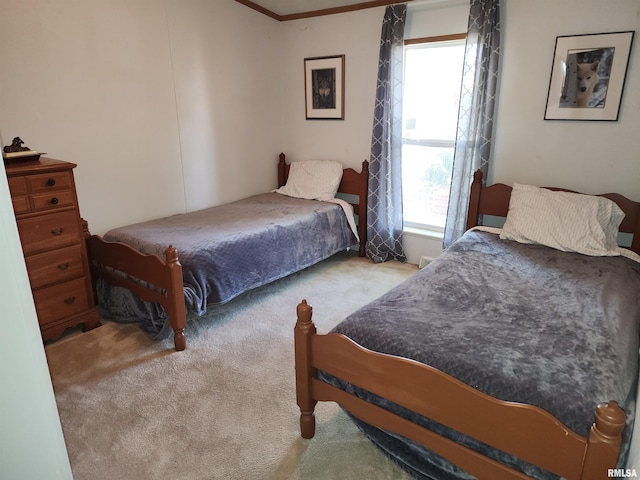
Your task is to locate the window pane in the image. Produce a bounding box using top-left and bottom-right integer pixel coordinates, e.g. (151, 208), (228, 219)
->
(402, 144), (453, 229)
(403, 43), (465, 142)
(402, 40), (465, 230)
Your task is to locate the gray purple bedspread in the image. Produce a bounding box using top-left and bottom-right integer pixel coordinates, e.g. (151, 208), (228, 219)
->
(321, 229), (640, 479)
(97, 192), (356, 338)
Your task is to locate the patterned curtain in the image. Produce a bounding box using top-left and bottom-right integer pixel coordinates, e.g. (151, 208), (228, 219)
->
(443, 0), (501, 248)
(366, 4), (407, 263)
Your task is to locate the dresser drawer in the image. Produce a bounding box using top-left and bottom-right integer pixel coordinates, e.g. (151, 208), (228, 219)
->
(26, 171), (73, 193)
(17, 210), (81, 255)
(33, 277), (91, 327)
(25, 244), (85, 289)
(8, 177), (30, 214)
(8, 176), (27, 197)
(31, 189), (76, 212)
(12, 196), (30, 215)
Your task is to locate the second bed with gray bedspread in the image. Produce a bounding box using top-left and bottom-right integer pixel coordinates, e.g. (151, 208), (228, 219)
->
(321, 229), (640, 479)
(97, 192), (356, 338)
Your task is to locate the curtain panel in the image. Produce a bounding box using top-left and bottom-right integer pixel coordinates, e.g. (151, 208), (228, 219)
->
(443, 0), (501, 249)
(366, 4), (408, 263)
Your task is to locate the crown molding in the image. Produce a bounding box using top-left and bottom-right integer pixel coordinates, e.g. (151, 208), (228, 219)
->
(235, 0), (412, 21)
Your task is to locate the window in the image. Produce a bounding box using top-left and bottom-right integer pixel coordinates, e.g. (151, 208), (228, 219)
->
(402, 35), (466, 232)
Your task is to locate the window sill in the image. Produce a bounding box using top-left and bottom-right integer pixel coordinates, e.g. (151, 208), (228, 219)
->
(403, 225), (444, 240)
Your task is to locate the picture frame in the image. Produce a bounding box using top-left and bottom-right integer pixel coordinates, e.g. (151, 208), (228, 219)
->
(304, 55), (345, 120)
(544, 31), (634, 121)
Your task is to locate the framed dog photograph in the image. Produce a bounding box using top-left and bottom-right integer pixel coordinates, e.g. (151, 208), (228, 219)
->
(544, 31), (634, 121)
(304, 55), (345, 120)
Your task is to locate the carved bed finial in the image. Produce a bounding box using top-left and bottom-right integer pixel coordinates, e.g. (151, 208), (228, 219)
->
(594, 400), (626, 438)
(165, 245), (179, 265)
(296, 300), (313, 328)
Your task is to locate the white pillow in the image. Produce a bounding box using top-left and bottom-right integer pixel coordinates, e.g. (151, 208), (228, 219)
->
(275, 160), (343, 201)
(499, 182), (625, 256)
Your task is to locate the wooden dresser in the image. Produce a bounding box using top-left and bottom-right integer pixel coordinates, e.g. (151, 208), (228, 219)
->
(5, 157), (101, 342)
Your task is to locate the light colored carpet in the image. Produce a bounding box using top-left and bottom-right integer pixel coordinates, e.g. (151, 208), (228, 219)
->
(45, 251), (418, 480)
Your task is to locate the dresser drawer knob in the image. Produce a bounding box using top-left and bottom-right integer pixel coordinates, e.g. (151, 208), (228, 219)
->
(50, 197), (59, 205)
(51, 227), (64, 236)
(57, 262), (70, 270)
(47, 178), (56, 187)
(64, 296), (76, 305)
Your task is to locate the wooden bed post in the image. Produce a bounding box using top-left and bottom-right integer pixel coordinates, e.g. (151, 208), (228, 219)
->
(466, 170), (484, 231)
(295, 300), (317, 439)
(165, 246), (187, 351)
(82, 219), (99, 303)
(278, 152), (287, 188)
(580, 401), (626, 479)
(359, 159), (369, 257)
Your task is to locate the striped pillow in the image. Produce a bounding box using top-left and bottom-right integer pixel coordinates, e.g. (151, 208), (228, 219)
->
(500, 182), (625, 256)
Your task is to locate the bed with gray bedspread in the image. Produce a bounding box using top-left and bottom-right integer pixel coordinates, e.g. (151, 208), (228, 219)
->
(320, 229), (640, 479)
(97, 192), (356, 338)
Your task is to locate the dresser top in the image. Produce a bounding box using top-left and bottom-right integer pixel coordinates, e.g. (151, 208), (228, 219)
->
(4, 157), (77, 176)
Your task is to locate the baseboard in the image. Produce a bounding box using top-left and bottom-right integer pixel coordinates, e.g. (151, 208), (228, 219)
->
(419, 256), (434, 269)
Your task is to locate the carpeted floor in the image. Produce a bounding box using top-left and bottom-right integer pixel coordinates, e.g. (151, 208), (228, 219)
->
(45, 251), (418, 480)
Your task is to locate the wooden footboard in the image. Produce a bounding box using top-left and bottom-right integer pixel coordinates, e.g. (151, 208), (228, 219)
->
(86, 235), (187, 351)
(294, 300), (626, 480)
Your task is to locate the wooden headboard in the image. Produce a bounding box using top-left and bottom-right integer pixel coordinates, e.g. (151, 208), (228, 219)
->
(466, 169), (640, 255)
(277, 152), (369, 257)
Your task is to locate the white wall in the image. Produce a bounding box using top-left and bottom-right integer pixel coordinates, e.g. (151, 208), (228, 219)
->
(280, 7), (382, 169)
(0, 162), (73, 479)
(282, 0), (640, 264)
(279, 0), (470, 172)
(0, 0), (185, 233)
(166, 0), (283, 212)
(492, 0), (640, 199)
(405, 0), (470, 38)
(280, 1), (471, 263)
(0, 0), (282, 235)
